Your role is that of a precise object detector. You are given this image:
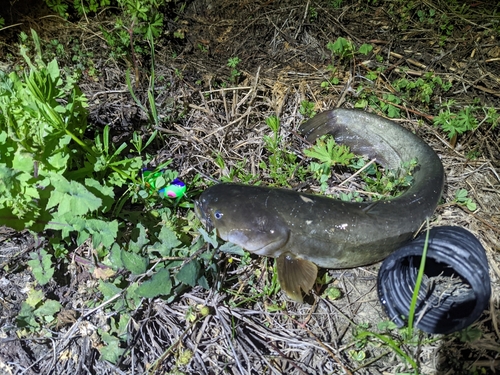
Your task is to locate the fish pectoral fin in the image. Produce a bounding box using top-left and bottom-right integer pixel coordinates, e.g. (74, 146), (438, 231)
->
(276, 252), (318, 303)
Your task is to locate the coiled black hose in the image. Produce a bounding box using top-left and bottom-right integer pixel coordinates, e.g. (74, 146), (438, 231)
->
(377, 226), (491, 334)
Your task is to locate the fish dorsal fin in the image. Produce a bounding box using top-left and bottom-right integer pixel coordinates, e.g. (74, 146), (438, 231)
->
(276, 252), (318, 302)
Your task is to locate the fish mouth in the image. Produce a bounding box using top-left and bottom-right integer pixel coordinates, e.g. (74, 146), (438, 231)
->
(194, 199), (214, 232)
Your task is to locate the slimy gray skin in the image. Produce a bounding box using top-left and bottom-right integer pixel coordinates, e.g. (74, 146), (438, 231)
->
(195, 109), (445, 302)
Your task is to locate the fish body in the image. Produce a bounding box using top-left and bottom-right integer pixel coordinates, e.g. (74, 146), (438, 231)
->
(195, 109), (444, 301)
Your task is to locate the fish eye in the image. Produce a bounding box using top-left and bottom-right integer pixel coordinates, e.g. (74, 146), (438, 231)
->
(213, 210), (223, 220)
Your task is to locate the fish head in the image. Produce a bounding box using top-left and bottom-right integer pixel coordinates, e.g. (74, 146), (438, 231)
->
(195, 184), (290, 257)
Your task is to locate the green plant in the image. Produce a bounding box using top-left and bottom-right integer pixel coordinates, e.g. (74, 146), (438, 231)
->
(227, 56), (241, 84)
(393, 72), (452, 104)
(303, 135), (355, 193)
(259, 115), (306, 186)
(299, 100), (317, 118)
(322, 38), (372, 88)
(309, 6), (318, 21)
(126, 32), (161, 127)
(327, 37), (355, 60)
(330, 0), (343, 8)
(379, 92), (402, 118)
(353, 221), (433, 374)
(433, 100), (479, 140)
(45, 0), (111, 17)
(454, 188), (477, 211)
(100, 0), (166, 60)
(0, 30), (217, 364)
(16, 287), (61, 334)
(360, 158), (417, 198)
(327, 37), (373, 60)
(303, 134), (416, 199)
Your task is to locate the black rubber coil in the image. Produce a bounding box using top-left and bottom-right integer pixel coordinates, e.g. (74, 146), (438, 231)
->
(377, 226), (491, 334)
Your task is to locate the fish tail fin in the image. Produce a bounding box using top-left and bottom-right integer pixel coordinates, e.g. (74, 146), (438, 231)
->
(277, 252), (318, 302)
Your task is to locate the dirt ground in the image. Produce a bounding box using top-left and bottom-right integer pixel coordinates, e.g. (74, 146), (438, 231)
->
(0, 0), (499, 374)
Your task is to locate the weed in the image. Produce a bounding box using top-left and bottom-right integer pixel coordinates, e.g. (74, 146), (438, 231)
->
(379, 93), (402, 118)
(259, 115), (306, 186)
(99, 0), (167, 61)
(0, 30), (216, 364)
(330, 0), (343, 9)
(454, 188), (477, 211)
(304, 135), (355, 192)
(227, 56), (241, 84)
(309, 6), (318, 21)
(16, 287), (61, 334)
(303, 134), (416, 199)
(353, 222), (433, 373)
(393, 72), (452, 104)
(327, 37), (355, 60)
(299, 100), (317, 118)
(322, 38), (372, 88)
(433, 100), (479, 140)
(360, 158), (417, 198)
(197, 43), (208, 53)
(126, 32), (161, 127)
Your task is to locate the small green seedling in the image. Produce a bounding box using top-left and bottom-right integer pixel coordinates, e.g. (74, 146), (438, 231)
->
(454, 189), (477, 211)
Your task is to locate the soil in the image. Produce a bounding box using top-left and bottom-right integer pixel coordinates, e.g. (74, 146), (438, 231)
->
(0, 0), (499, 374)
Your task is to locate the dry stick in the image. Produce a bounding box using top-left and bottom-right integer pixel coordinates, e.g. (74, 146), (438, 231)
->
(148, 315), (206, 375)
(338, 158), (377, 187)
(201, 106), (253, 140)
(294, 0), (311, 39)
(214, 306), (246, 375)
(282, 307), (353, 375)
(297, 322), (353, 375)
(222, 89), (229, 123)
(188, 103), (212, 115)
(389, 51), (428, 70)
(235, 67), (260, 112)
(457, 205), (500, 234)
(226, 307), (332, 373)
(267, 342), (310, 375)
(201, 86), (252, 94)
(336, 71), (354, 109)
(376, 96), (435, 121)
(18, 292), (125, 375)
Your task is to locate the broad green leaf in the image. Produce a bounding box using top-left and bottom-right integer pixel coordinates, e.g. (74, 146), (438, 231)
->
(34, 299), (61, 317)
(12, 151), (34, 173)
(47, 174), (102, 216)
(99, 331), (126, 364)
(25, 288), (45, 308)
(176, 260), (200, 287)
(110, 315), (131, 339)
(46, 147), (70, 171)
(198, 228), (218, 248)
(121, 250), (148, 275)
(98, 280), (122, 301)
(17, 302), (38, 328)
(358, 43), (373, 55)
(27, 249), (54, 285)
(107, 243), (124, 270)
(135, 268), (172, 298)
(149, 225), (181, 256)
(304, 136), (354, 167)
(219, 242), (245, 256)
(84, 178), (115, 213)
(129, 223), (149, 253)
(81, 218), (119, 248)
